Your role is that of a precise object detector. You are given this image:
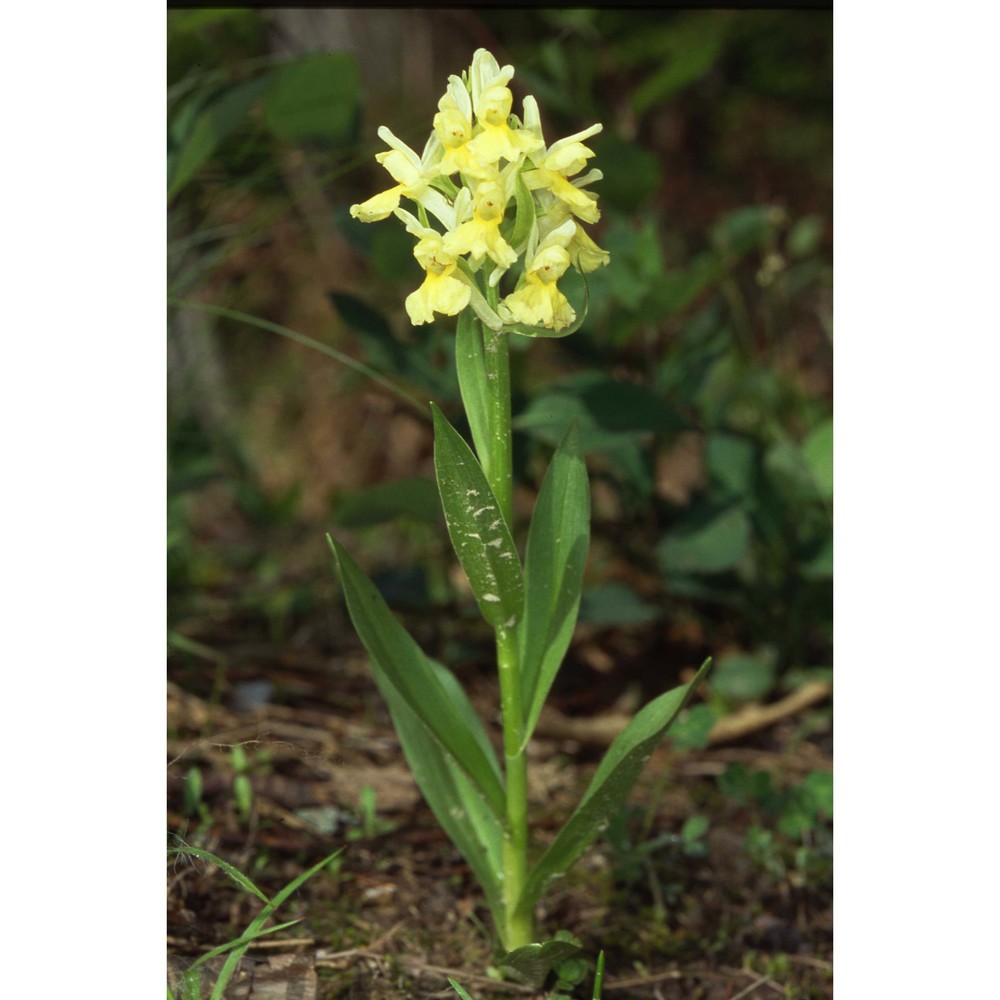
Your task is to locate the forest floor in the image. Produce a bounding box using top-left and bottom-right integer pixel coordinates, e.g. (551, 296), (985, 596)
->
(167, 614), (832, 1000)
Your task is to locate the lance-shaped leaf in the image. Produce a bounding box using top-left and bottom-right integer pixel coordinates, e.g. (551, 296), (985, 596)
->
(455, 310), (492, 476)
(519, 423), (590, 745)
(374, 657), (505, 931)
(431, 404), (524, 629)
(329, 537), (506, 819)
(514, 658), (712, 922)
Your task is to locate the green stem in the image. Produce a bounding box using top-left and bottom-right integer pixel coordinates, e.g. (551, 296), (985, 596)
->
(474, 297), (533, 949)
(497, 624), (532, 949)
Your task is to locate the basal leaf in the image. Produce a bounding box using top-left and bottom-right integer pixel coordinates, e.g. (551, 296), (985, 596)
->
(375, 658), (505, 930)
(516, 658), (712, 920)
(519, 423), (590, 744)
(431, 404), (524, 630)
(329, 537), (506, 818)
(499, 938), (584, 988)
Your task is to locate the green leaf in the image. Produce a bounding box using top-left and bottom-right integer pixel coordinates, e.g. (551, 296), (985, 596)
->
(263, 52), (360, 143)
(168, 75), (271, 200)
(667, 702), (717, 750)
(706, 433), (757, 497)
(516, 658), (712, 920)
(455, 311), (492, 474)
(711, 205), (783, 258)
(657, 507), (751, 575)
(333, 477), (441, 528)
(588, 134), (661, 213)
(629, 17), (727, 116)
(519, 423), (590, 744)
(376, 658), (505, 931)
(764, 431), (832, 506)
(509, 172), (537, 253)
(787, 214), (825, 258)
(801, 418), (833, 500)
(654, 253), (724, 315)
(578, 582), (660, 627)
(208, 850), (340, 1000)
(167, 846), (270, 904)
(431, 405), (524, 630)
(499, 938), (584, 988)
(329, 537), (506, 818)
(710, 648), (778, 702)
(514, 373), (685, 451)
(327, 291), (451, 396)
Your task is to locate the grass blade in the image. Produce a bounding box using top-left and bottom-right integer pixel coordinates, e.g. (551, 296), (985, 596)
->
(593, 950), (606, 999)
(167, 846), (270, 904)
(168, 299), (425, 413)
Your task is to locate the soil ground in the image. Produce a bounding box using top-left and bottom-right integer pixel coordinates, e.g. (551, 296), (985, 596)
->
(167, 611), (832, 1000)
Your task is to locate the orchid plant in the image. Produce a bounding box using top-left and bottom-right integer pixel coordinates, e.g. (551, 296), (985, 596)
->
(330, 49), (710, 977)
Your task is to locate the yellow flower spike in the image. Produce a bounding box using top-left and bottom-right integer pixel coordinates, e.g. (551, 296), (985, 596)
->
(443, 178), (518, 277)
(352, 48), (606, 335)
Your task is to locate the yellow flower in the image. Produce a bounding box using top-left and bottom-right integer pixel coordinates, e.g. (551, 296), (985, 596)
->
(404, 235), (472, 326)
(569, 223), (611, 273)
(500, 243), (576, 331)
(433, 74), (493, 180)
(464, 49), (543, 168)
(468, 86), (543, 166)
(350, 127), (454, 229)
(520, 97), (603, 224)
(443, 179), (518, 277)
(535, 208), (610, 273)
(526, 170), (601, 224)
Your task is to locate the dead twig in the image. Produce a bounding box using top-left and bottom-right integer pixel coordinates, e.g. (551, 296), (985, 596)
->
(534, 680), (831, 749)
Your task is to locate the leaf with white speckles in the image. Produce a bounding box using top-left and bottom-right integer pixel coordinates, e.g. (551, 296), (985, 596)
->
(432, 404), (524, 630)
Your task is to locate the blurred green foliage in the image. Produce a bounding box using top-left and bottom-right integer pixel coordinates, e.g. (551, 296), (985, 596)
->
(167, 10), (831, 701)
(719, 764), (833, 884)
